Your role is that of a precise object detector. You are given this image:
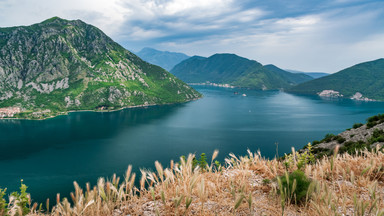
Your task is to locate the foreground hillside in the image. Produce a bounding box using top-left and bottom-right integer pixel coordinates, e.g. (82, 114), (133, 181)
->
(170, 54), (313, 90)
(287, 58), (384, 101)
(1, 116), (384, 215)
(1, 148), (383, 215)
(0, 17), (200, 119)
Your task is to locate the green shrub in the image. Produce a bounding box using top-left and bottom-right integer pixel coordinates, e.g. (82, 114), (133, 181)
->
(339, 141), (370, 155)
(367, 121), (377, 129)
(312, 140), (320, 145)
(283, 144), (315, 170)
(181, 153), (209, 171)
(353, 123), (363, 129)
(0, 188), (7, 215)
(368, 129), (384, 144)
(262, 179), (271, 185)
(277, 170), (313, 204)
(199, 153), (208, 170)
(0, 180), (30, 216)
(322, 133), (336, 142)
(335, 136), (346, 144)
(11, 180), (30, 215)
(214, 160), (222, 171)
(366, 114), (384, 128)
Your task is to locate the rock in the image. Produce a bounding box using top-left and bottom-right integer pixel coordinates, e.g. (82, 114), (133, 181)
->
(318, 90), (343, 98)
(350, 92), (375, 101)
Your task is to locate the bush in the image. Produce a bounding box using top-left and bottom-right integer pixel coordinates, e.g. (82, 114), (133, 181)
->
(368, 129), (384, 144)
(199, 153), (207, 170)
(367, 121), (377, 129)
(0, 188), (6, 215)
(322, 133), (336, 143)
(339, 141), (370, 155)
(312, 140), (320, 145)
(182, 153), (209, 171)
(366, 114), (384, 129)
(277, 170), (313, 204)
(10, 180), (30, 215)
(0, 180), (30, 216)
(335, 136), (346, 144)
(262, 179), (271, 185)
(353, 123), (363, 129)
(283, 143), (315, 170)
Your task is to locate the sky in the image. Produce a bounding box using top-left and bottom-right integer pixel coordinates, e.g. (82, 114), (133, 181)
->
(0, 0), (383, 73)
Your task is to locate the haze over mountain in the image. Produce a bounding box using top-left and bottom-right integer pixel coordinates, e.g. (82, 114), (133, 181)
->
(287, 58), (384, 101)
(0, 17), (200, 119)
(136, 48), (190, 71)
(170, 53), (313, 90)
(285, 70), (329, 79)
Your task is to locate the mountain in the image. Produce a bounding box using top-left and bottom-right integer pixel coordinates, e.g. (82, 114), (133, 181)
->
(287, 58), (384, 101)
(285, 69), (329, 79)
(0, 17), (200, 119)
(263, 65), (313, 84)
(136, 47), (190, 71)
(170, 53), (313, 89)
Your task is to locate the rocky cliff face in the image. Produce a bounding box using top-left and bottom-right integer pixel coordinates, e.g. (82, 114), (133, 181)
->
(0, 17), (200, 118)
(310, 114), (384, 156)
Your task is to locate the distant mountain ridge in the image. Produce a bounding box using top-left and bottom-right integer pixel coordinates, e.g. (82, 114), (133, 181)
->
(170, 53), (313, 90)
(0, 17), (200, 119)
(264, 65), (313, 85)
(287, 58), (384, 101)
(136, 48), (190, 71)
(285, 69), (329, 79)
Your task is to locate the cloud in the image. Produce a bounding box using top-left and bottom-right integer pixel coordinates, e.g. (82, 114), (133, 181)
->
(0, 0), (383, 72)
(0, 0), (128, 35)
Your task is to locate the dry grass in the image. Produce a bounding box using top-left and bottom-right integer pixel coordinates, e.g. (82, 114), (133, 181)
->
(4, 147), (384, 216)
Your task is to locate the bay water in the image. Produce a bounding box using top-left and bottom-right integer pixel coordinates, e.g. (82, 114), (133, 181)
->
(1, 85), (383, 204)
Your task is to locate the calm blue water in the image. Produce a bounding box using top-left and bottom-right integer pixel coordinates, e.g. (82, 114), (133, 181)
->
(0, 86), (383, 204)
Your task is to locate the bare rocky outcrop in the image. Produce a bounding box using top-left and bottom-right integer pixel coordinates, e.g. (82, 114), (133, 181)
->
(350, 92), (375, 101)
(314, 121), (384, 152)
(317, 90), (343, 98)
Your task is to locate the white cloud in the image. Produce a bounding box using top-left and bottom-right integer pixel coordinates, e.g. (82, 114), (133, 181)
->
(0, 0), (128, 35)
(0, 0), (383, 72)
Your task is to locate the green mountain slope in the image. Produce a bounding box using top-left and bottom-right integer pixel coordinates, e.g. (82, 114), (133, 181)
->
(0, 17), (200, 119)
(264, 64), (313, 84)
(287, 58), (384, 100)
(170, 53), (313, 89)
(136, 47), (190, 71)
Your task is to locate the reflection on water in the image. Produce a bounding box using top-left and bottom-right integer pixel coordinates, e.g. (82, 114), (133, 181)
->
(0, 86), (384, 204)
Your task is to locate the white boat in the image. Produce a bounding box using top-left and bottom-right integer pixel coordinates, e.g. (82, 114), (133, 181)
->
(242, 94), (247, 96)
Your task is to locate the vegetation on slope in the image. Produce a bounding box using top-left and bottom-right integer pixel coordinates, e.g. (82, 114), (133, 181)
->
(263, 65), (313, 85)
(170, 54), (313, 90)
(0, 17), (201, 119)
(287, 58), (384, 100)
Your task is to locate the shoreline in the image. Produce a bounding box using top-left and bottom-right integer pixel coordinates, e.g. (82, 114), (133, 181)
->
(284, 90), (383, 102)
(0, 97), (202, 121)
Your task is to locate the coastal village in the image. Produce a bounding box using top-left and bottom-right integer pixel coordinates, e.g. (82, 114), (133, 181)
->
(0, 107), (21, 118)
